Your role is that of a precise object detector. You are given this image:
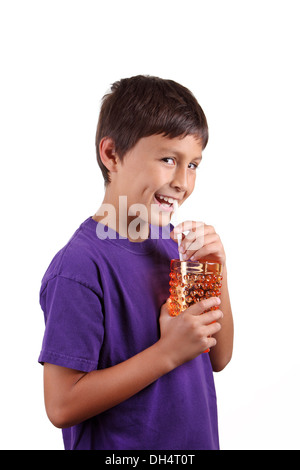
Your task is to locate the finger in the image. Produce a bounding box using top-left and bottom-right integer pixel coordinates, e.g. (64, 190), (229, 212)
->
(170, 229), (186, 243)
(206, 320), (222, 337)
(187, 297), (221, 316)
(175, 224), (217, 252)
(179, 226), (206, 252)
(173, 220), (205, 235)
(189, 241), (221, 262)
(160, 298), (172, 316)
(183, 233), (219, 256)
(200, 224), (216, 235)
(206, 336), (218, 351)
(174, 222), (216, 236)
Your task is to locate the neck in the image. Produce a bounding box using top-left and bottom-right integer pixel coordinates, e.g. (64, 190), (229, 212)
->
(93, 187), (150, 243)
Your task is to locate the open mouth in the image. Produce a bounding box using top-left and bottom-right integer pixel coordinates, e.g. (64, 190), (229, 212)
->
(154, 194), (176, 212)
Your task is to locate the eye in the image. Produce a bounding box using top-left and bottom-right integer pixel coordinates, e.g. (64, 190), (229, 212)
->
(161, 157), (175, 165)
(188, 162), (199, 170)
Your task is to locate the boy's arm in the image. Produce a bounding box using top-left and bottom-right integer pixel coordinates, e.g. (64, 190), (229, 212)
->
(43, 297), (222, 428)
(44, 341), (170, 429)
(171, 222), (234, 372)
(208, 264), (234, 371)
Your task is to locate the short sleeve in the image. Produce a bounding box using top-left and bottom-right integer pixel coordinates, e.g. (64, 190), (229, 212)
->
(38, 275), (104, 372)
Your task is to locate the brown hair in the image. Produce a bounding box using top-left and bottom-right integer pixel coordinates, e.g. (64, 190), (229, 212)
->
(95, 75), (208, 185)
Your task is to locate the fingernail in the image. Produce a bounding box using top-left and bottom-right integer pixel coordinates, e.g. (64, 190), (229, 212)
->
(215, 297), (221, 304)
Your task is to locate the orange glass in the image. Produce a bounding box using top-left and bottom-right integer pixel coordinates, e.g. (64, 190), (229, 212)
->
(169, 259), (223, 317)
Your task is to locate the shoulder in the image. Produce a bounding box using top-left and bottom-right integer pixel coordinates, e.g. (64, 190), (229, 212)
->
(41, 218), (104, 295)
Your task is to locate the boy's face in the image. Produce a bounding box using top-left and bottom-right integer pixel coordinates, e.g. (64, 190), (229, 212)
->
(113, 133), (203, 227)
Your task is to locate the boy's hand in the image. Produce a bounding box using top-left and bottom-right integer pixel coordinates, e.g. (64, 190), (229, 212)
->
(171, 221), (226, 265)
(158, 297), (223, 369)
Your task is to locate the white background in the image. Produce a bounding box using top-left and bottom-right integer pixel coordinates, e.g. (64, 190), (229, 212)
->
(1, 0), (299, 450)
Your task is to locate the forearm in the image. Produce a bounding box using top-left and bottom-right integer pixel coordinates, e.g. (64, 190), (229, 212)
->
(209, 264), (234, 371)
(44, 296), (226, 428)
(44, 340), (172, 428)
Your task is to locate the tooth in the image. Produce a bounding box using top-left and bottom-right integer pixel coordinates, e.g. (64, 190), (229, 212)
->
(156, 194), (175, 204)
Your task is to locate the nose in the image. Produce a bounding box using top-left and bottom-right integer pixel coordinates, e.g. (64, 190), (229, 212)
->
(170, 166), (188, 193)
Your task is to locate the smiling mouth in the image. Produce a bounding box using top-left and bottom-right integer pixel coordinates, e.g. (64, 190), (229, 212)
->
(154, 194), (177, 212)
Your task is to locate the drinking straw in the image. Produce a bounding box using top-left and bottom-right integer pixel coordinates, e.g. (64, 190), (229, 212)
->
(173, 201), (183, 262)
(173, 202), (187, 306)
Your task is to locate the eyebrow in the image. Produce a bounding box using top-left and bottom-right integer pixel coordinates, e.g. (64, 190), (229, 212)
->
(159, 148), (203, 161)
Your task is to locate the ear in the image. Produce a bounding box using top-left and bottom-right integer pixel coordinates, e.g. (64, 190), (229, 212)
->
(98, 137), (119, 174)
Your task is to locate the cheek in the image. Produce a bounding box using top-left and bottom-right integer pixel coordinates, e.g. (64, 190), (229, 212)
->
(187, 174), (196, 194)
(144, 170), (166, 193)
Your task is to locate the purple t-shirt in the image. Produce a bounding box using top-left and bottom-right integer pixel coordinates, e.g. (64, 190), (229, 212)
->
(38, 217), (219, 450)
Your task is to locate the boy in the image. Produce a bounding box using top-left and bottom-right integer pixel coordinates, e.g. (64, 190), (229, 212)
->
(38, 75), (233, 450)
